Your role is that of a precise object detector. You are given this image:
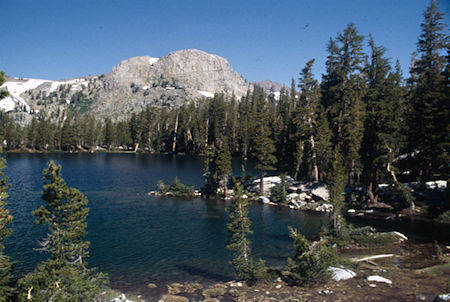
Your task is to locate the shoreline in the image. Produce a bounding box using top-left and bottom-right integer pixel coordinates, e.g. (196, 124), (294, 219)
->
(109, 240), (449, 302)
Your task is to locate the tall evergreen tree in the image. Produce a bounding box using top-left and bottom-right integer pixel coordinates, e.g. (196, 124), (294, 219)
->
(314, 105), (333, 181)
(202, 139), (232, 197)
(408, 0), (449, 180)
(27, 117), (38, 149)
(296, 59), (321, 181)
(252, 116), (277, 195)
(227, 182), (269, 283)
(361, 37), (408, 205)
(215, 138), (232, 197)
(0, 158), (13, 301)
(103, 118), (114, 149)
(321, 23), (366, 184)
(286, 227), (335, 286)
(18, 162), (108, 301)
(60, 114), (77, 151)
(226, 182), (252, 279)
(327, 148), (346, 230)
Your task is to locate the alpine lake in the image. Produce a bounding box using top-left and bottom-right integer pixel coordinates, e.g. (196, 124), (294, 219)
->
(3, 153), (449, 299)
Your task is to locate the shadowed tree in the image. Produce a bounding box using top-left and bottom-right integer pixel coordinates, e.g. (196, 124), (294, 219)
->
(0, 158), (13, 301)
(18, 161), (108, 301)
(408, 0), (449, 181)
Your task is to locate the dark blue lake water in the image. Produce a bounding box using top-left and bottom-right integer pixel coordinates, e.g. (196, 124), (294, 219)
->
(2, 153), (331, 296)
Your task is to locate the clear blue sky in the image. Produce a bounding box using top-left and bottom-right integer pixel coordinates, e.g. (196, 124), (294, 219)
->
(1, 0), (448, 85)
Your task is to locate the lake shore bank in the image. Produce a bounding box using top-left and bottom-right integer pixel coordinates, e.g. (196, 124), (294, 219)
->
(112, 240), (449, 302)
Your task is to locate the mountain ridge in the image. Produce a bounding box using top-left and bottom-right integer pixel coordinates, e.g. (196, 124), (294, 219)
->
(1, 49), (286, 124)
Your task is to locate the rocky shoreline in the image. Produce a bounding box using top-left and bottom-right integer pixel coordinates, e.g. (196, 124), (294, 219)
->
(106, 239), (449, 302)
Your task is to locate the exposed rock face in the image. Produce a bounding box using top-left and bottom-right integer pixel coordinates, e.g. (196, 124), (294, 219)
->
(95, 49), (251, 119)
(1, 49), (252, 122)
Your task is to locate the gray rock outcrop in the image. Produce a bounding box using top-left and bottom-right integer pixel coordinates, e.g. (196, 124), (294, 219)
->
(2, 49), (252, 122)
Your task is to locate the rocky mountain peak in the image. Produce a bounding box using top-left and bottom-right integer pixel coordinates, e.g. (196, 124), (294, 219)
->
(2, 49), (253, 122)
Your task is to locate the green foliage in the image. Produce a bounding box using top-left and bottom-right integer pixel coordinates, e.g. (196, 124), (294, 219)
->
(226, 182), (252, 279)
(327, 148), (346, 230)
(69, 94), (94, 115)
(227, 182), (271, 284)
(292, 59), (321, 180)
(361, 36), (408, 204)
(351, 231), (399, 247)
(0, 158), (13, 301)
(0, 71), (8, 100)
(408, 0), (449, 180)
(391, 181), (415, 209)
(202, 140), (233, 197)
(321, 23), (366, 184)
(434, 240), (443, 257)
(320, 216), (352, 246)
(252, 115), (277, 194)
(286, 227), (336, 286)
(252, 120), (277, 172)
(271, 173), (288, 204)
(436, 210), (450, 224)
(202, 145), (218, 196)
(158, 177), (195, 197)
(215, 139), (232, 196)
(17, 161), (108, 301)
(314, 106), (333, 181)
(18, 264), (108, 302)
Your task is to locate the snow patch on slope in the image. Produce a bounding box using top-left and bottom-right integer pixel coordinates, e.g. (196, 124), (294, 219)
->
(148, 57), (159, 65)
(198, 90), (214, 98)
(49, 78), (90, 92)
(0, 78), (49, 112)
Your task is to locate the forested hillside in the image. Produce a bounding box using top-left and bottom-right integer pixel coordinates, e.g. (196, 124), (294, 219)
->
(0, 2), (448, 191)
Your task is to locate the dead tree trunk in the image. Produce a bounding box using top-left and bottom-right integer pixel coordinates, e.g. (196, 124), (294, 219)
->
(172, 112), (179, 153)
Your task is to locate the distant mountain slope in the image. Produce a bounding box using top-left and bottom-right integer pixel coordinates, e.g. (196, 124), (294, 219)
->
(0, 49), (285, 123)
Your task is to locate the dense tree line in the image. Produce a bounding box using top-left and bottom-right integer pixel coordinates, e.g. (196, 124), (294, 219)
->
(1, 2), (448, 194)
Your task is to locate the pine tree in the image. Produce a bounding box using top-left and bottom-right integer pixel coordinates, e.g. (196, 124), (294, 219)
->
(252, 117), (277, 194)
(0, 158), (13, 301)
(271, 172), (288, 204)
(297, 59), (321, 181)
(0, 71), (8, 100)
(286, 227), (335, 286)
(215, 138), (232, 197)
(27, 117), (38, 149)
(202, 144), (218, 196)
(18, 161), (108, 301)
(202, 139), (232, 197)
(227, 182), (269, 283)
(321, 23), (366, 184)
(60, 114), (77, 151)
(327, 148), (346, 230)
(361, 37), (408, 205)
(314, 105), (333, 181)
(408, 0), (449, 180)
(36, 115), (54, 151)
(226, 182), (252, 279)
(103, 118), (114, 149)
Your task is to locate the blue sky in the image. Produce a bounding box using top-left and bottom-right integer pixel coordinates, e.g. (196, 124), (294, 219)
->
(1, 0), (448, 85)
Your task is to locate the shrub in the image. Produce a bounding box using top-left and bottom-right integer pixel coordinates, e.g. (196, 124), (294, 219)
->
(436, 210), (450, 224)
(391, 181), (415, 209)
(285, 227), (337, 286)
(157, 177), (195, 197)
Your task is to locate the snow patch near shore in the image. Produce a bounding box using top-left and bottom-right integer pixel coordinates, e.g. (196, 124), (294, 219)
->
(328, 267), (356, 281)
(367, 275), (392, 285)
